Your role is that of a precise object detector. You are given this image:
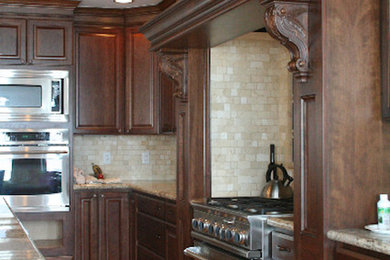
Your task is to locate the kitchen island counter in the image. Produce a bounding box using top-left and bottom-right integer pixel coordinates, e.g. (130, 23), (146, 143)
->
(327, 228), (390, 256)
(74, 180), (176, 200)
(0, 198), (44, 259)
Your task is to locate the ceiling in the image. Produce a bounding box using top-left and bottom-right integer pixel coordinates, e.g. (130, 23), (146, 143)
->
(78, 0), (163, 9)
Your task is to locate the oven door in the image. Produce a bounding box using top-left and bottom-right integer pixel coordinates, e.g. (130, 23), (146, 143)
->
(185, 242), (251, 260)
(0, 146), (69, 212)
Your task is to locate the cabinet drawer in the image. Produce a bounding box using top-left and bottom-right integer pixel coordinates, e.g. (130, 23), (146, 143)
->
(137, 213), (165, 256)
(165, 202), (176, 225)
(137, 194), (165, 219)
(137, 245), (164, 260)
(271, 232), (294, 260)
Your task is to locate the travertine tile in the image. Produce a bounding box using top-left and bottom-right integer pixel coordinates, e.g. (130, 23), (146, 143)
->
(211, 32), (293, 197)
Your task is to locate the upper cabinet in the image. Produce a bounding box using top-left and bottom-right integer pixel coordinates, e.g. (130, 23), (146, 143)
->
(74, 27), (124, 134)
(0, 18), (72, 66)
(125, 29), (158, 134)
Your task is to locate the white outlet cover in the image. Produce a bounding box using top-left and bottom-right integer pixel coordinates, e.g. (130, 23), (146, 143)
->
(142, 151), (150, 164)
(103, 152), (111, 165)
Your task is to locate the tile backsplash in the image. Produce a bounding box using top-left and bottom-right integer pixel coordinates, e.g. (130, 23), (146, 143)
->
(211, 32), (293, 197)
(73, 135), (176, 181)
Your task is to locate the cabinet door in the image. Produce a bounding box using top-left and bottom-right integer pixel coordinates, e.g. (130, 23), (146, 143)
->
(125, 29), (158, 134)
(0, 18), (26, 65)
(74, 191), (99, 260)
(99, 192), (130, 260)
(159, 72), (176, 134)
(165, 224), (178, 260)
(75, 27), (124, 134)
(27, 19), (72, 66)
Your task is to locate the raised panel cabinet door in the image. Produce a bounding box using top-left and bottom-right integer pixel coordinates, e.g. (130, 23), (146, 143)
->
(74, 191), (99, 260)
(159, 72), (176, 134)
(75, 27), (124, 134)
(27, 19), (72, 65)
(125, 29), (158, 134)
(0, 18), (26, 65)
(98, 192), (130, 260)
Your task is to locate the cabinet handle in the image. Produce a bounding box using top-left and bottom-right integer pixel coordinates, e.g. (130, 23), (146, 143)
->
(277, 245), (291, 253)
(93, 194), (97, 198)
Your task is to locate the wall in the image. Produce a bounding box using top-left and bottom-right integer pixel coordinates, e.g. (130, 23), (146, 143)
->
(73, 135), (176, 180)
(210, 32), (292, 197)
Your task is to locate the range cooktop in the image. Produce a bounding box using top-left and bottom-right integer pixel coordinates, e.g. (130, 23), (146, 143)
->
(205, 197), (293, 215)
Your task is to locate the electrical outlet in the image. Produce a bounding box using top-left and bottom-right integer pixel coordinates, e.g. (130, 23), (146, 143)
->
(142, 151), (150, 164)
(103, 152), (111, 165)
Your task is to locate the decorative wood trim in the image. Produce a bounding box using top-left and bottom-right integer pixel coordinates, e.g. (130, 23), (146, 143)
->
(261, 0), (310, 83)
(157, 49), (188, 101)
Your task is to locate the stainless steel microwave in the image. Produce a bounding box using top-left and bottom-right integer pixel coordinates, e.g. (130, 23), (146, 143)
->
(0, 70), (69, 122)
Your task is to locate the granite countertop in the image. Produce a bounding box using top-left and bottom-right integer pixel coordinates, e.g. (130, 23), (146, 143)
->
(0, 198), (44, 259)
(267, 216), (294, 232)
(327, 229), (390, 255)
(74, 180), (176, 200)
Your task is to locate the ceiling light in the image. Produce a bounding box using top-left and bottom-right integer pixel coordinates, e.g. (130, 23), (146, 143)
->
(114, 0), (133, 3)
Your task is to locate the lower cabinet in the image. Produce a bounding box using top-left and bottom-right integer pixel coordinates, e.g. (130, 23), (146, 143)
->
(134, 193), (177, 260)
(74, 190), (130, 260)
(74, 190), (177, 260)
(335, 243), (390, 260)
(271, 231), (294, 260)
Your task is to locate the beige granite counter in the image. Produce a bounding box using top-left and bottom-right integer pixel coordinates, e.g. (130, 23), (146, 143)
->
(0, 198), (44, 259)
(267, 217), (294, 232)
(327, 229), (390, 255)
(74, 180), (176, 200)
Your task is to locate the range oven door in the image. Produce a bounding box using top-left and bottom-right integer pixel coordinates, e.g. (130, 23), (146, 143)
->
(0, 146), (69, 212)
(184, 241), (257, 260)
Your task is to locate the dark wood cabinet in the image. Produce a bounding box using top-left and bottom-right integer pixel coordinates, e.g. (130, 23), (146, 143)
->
(134, 193), (177, 260)
(0, 18), (26, 65)
(335, 244), (390, 260)
(271, 232), (294, 260)
(125, 29), (158, 134)
(0, 18), (72, 65)
(75, 27), (124, 134)
(27, 19), (73, 66)
(74, 190), (130, 260)
(158, 72), (176, 134)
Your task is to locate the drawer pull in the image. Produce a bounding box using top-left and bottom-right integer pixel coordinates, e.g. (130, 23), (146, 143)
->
(277, 245), (291, 253)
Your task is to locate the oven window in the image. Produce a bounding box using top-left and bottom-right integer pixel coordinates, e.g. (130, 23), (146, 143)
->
(0, 158), (62, 195)
(0, 85), (42, 107)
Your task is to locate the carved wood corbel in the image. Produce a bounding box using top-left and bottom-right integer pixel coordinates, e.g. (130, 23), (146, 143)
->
(260, 0), (310, 83)
(157, 49), (188, 101)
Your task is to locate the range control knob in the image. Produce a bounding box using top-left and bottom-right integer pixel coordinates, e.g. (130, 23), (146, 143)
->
(219, 227), (226, 240)
(198, 220), (205, 231)
(233, 231), (249, 245)
(191, 218), (199, 230)
(207, 224), (215, 235)
(202, 220), (211, 233)
(214, 225), (221, 237)
(225, 228), (233, 241)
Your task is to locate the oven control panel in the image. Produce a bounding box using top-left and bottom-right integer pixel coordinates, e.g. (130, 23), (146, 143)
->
(0, 129), (68, 145)
(192, 217), (249, 246)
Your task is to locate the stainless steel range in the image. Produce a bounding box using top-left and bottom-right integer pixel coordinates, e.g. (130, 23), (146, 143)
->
(185, 197), (293, 260)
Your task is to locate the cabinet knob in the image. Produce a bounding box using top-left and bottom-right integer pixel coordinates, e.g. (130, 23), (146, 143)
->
(28, 60), (33, 65)
(101, 194), (105, 198)
(155, 234), (161, 239)
(21, 59), (26, 64)
(93, 194), (97, 198)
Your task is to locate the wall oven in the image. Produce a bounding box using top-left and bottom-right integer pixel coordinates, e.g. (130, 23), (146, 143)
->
(0, 129), (69, 212)
(0, 69), (69, 122)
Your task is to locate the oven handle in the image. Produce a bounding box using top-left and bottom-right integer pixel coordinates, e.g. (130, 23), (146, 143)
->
(184, 247), (209, 260)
